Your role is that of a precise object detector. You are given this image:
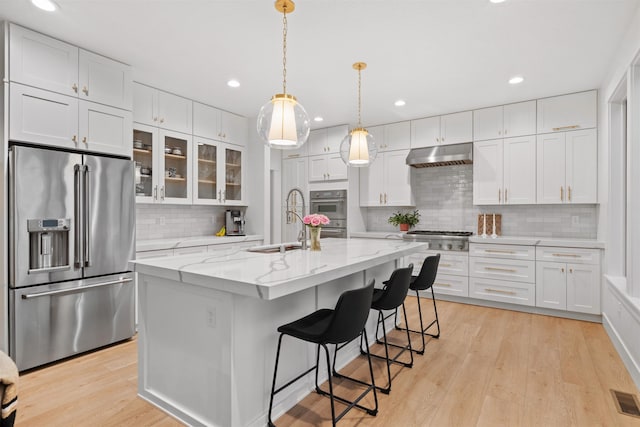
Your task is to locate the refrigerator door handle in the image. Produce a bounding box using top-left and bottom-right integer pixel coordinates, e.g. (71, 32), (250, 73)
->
(74, 164), (84, 268)
(21, 277), (134, 299)
(83, 165), (91, 267)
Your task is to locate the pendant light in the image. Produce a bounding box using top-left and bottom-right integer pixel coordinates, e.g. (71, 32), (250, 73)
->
(340, 62), (377, 167)
(257, 0), (310, 149)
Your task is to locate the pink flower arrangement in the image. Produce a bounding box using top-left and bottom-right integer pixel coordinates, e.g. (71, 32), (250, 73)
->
(302, 213), (330, 228)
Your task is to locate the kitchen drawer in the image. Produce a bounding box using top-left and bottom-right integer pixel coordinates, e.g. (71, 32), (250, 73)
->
(407, 250), (468, 276)
(469, 277), (535, 306)
(432, 273), (468, 297)
(470, 243), (535, 260)
(536, 247), (601, 265)
(174, 246), (208, 256)
(470, 257), (535, 283)
(136, 249), (174, 259)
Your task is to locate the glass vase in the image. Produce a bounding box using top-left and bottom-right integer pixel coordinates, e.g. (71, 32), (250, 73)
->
(309, 227), (321, 251)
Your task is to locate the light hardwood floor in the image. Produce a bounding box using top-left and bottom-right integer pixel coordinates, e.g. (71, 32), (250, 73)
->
(16, 298), (640, 426)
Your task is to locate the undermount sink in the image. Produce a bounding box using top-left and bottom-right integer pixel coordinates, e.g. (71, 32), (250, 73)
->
(246, 242), (303, 254)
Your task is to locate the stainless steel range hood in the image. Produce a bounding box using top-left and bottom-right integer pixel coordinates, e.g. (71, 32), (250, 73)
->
(405, 142), (473, 168)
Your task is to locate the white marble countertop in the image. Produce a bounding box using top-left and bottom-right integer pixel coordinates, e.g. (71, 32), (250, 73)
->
(136, 234), (263, 252)
(469, 235), (604, 249)
(131, 238), (425, 300)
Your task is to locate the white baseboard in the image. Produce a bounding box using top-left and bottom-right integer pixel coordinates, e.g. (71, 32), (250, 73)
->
(602, 312), (640, 390)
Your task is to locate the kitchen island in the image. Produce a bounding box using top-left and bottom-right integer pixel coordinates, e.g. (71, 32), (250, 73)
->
(131, 238), (424, 427)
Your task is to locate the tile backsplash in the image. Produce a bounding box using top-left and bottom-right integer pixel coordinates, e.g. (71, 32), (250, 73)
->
(365, 164), (598, 238)
(136, 205), (233, 241)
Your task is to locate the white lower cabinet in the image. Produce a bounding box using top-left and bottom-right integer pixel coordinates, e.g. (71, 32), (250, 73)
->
(535, 247), (601, 314)
(406, 249), (468, 297)
(469, 243), (535, 307)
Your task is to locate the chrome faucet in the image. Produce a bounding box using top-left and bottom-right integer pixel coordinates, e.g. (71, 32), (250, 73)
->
(285, 188), (307, 250)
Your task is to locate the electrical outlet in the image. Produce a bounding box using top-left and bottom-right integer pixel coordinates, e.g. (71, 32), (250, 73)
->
(159, 216), (166, 225)
(206, 307), (216, 328)
(571, 216), (579, 226)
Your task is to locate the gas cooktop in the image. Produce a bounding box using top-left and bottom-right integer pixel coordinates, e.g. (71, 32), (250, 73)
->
(402, 230), (473, 251)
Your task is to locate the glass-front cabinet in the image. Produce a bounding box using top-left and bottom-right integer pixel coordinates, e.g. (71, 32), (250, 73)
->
(193, 137), (245, 205)
(133, 124), (192, 204)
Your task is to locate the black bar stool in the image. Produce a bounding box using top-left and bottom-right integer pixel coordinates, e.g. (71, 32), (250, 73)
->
(267, 280), (378, 427)
(395, 254), (441, 355)
(362, 265), (414, 394)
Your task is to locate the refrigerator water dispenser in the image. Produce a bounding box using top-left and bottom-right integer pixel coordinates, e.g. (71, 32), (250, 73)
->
(27, 218), (70, 274)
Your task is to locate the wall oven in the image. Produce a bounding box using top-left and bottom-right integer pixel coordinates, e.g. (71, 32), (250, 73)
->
(310, 190), (347, 238)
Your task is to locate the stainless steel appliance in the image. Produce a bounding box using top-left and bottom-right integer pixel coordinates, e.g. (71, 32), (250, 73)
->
(309, 190), (347, 238)
(8, 144), (135, 371)
(402, 230), (473, 251)
(405, 142), (473, 168)
(225, 209), (246, 236)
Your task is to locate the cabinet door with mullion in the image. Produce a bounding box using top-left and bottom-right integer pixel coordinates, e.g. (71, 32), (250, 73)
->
(133, 123), (158, 203)
(159, 129), (192, 204)
(221, 144), (245, 204)
(193, 137), (220, 205)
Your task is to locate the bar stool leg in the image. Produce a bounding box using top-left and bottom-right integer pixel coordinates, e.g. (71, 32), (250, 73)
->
(268, 334), (285, 427)
(430, 286), (441, 339)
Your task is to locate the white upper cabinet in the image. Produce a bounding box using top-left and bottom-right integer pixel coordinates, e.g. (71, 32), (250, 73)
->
(360, 149), (413, 207)
(193, 102), (247, 146)
(78, 100), (132, 157)
(411, 116), (440, 148)
(380, 122), (411, 151)
(537, 129), (597, 204)
(9, 24), (132, 111)
(474, 101), (535, 141)
(473, 136), (536, 205)
(308, 125), (348, 155)
(537, 90), (597, 134)
(411, 111), (472, 148)
(441, 111), (473, 145)
(133, 83), (192, 134)
(78, 50), (132, 110)
(9, 24), (79, 97)
(366, 125), (385, 152)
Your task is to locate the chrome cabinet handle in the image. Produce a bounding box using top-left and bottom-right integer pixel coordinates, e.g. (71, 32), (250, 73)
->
(82, 86), (88, 96)
(22, 277), (133, 299)
(72, 83), (78, 93)
(160, 186), (165, 201)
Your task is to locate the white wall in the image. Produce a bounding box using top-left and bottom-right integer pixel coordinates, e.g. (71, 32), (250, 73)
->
(599, 2), (640, 389)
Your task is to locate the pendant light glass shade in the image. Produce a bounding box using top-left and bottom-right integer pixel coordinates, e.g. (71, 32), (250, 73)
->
(258, 94), (310, 149)
(256, 0), (310, 150)
(341, 62), (376, 167)
(339, 128), (377, 167)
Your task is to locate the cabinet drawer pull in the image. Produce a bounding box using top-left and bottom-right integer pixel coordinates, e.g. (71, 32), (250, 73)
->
(439, 263), (452, 267)
(484, 266), (517, 273)
(287, 154), (300, 158)
(435, 283), (451, 287)
(484, 288), (516, 295)
(485, 249), (515, 254)
(552, 125), (580, 131)
(552, 253), (580, 257)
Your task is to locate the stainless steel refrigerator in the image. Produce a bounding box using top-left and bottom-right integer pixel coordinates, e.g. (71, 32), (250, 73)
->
(8, 144), (136, 371)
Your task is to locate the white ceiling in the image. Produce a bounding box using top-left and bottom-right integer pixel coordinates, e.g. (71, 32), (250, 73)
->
(1, 0), (638, 129)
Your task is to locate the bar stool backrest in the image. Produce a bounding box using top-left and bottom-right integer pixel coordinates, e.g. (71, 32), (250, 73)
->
(413, 254), (441, 291)
(374, 265), (414, 311)
(324, 280), (375, 344)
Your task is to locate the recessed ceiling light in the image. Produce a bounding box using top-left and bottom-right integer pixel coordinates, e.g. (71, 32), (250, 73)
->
(490, 0), (506, 3)
(314, 116), (324, 122)
(227, 79), (240, 88)
(31, 0), (58, 11)
(509, 76), (524, 85)
(394, 100), (406, 107)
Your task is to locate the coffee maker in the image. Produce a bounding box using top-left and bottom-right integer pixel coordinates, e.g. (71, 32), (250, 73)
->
(225, 210), (245, 236)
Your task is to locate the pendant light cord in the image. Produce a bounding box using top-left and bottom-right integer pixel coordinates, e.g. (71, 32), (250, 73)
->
(282, 9), (288, 95)
(357, 67), (362, 127)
